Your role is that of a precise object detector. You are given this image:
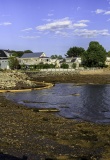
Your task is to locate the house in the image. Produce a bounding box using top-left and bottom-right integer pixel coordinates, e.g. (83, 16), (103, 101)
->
(0, 49), (11, 69)
(19, 52), (65, 68)
(105, 57), (110, 66)
(19, 52), (50, 66)
(65, 57), (81, 68)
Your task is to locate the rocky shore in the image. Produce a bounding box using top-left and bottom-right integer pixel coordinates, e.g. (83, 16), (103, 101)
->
(0, 71), (53, 91)
(27, 69), (110, 84)
(0, 70), (110, 160)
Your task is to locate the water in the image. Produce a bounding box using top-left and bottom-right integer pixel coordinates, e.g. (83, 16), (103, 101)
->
(5, 83), (110, 124)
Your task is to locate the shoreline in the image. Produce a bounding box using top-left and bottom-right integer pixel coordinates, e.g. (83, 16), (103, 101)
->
(0, 82), (54, 93)
(27, 71), (110, 84)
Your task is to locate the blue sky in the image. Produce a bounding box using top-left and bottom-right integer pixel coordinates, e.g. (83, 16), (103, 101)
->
(0, 0), (110, 56)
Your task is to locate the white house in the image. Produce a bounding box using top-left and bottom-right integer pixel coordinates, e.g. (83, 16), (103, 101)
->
(19, 52), (49, 66)
(105, 57), (110, 66)
(65, 57), (81, 68)
(0, 49), (11, 69)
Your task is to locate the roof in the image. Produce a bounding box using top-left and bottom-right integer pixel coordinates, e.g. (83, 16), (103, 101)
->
(0, 50), (11, 58)
(21, 52), (44, 58)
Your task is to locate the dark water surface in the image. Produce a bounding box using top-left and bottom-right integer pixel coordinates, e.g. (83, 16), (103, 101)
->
(5, 83), (110, 124)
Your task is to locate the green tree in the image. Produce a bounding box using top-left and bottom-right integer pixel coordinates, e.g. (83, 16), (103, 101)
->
(65, 47), (85, 57)
(82, 41), (107, 67)
(11, 50), (33, 57)
(11, 51), (24, 57)
(9, 57), (20, 70)
(24, 50), (33, 53)
(51, 54), (63, 59)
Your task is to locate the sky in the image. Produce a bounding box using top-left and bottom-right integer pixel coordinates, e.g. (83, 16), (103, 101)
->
(0, 0), (110, 57)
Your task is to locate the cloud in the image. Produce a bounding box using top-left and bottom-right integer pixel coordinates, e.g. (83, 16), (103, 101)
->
(55, 31), (69, 37)
(36, 17), (72, 31)
(36, 17), (109, 39)
(73, 23), (88, 28)
(94, 9), (110, 15)
(73, 29), (110, 38)
(36, 17), (88, 33)
(0, 22), (12, 26)
(78, 20), (90, 23)
(21, 28), (33, 32)
(19, 35), (40, 39)
(104, 11), (110, 15)
(95, 9), (105, 14)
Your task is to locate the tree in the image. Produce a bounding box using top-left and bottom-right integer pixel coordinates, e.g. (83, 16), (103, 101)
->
(82, 41), (107, 67)
(24, 50), (33, 53)
(65, 47), (85, 57)
(11, 50), (24, 57)
(51, 54), (63, 59)
(11, 50), (33, 58)
(9, 57), (20, 70)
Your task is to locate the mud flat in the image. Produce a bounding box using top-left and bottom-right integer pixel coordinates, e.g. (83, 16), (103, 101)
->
(0, 94), (110, 160)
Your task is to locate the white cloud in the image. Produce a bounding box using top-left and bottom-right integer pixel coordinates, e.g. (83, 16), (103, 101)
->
(36, 17), (72, 31)
(78, 20), (90, 23)
(95, 9), (105, 14)
(0, 22), (12, 26)
(94, 9), (110, 15)
(73, 23), (88, 28)
(19, 35), (40, 39)
(21, 28), (33, 32)
(55, 30), (69, 37)
(104, 11), (110, 15)
(73, 29), (110, 38)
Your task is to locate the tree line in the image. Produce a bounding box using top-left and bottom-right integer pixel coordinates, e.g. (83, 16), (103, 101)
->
(66, 41), (110, 68)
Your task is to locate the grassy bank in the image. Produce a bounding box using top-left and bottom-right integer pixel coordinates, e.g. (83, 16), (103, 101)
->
(0, 95), (110, 160)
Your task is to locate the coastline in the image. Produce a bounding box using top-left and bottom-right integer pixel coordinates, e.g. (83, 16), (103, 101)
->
(0, 71), (110, 160)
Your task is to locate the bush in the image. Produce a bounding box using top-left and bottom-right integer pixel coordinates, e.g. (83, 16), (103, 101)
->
(61, 63), (69, 69)
(72, 63), (76, 69)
